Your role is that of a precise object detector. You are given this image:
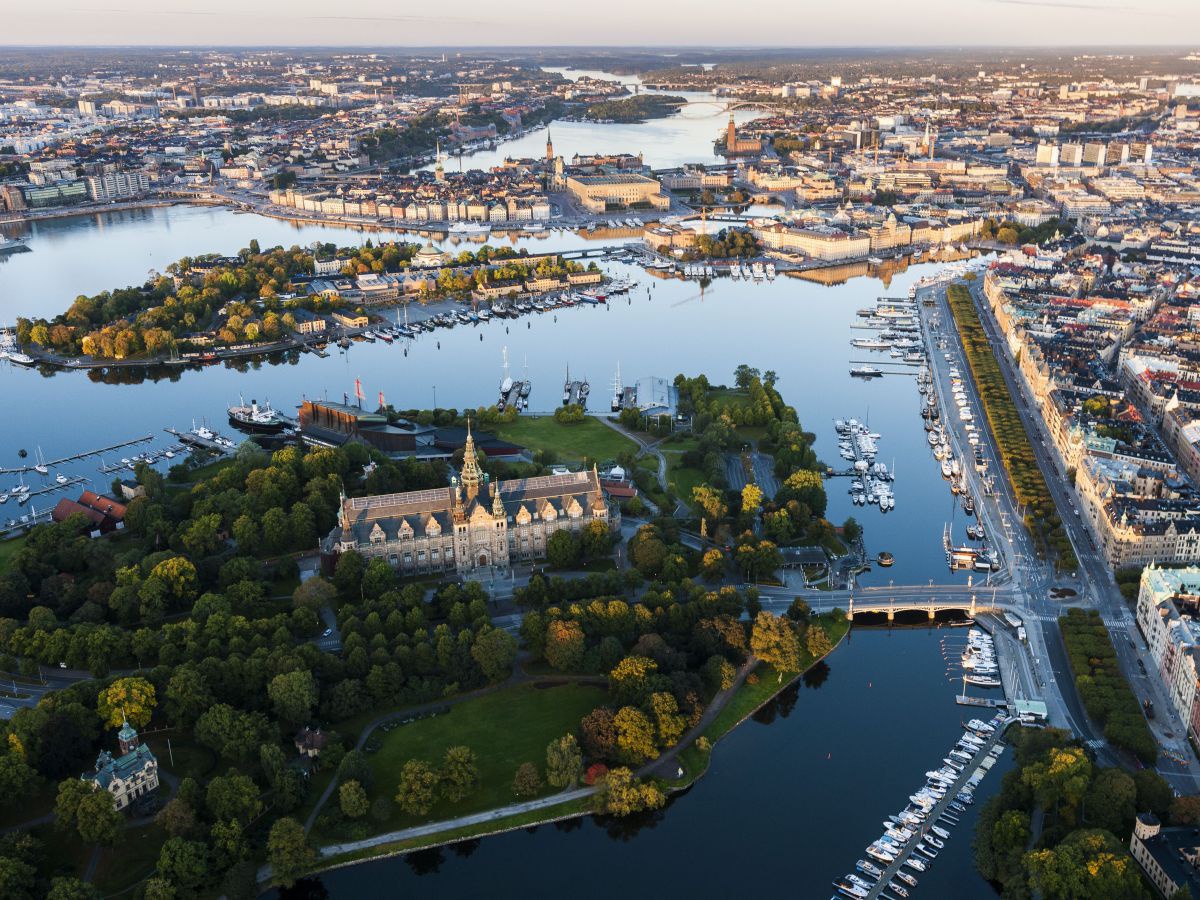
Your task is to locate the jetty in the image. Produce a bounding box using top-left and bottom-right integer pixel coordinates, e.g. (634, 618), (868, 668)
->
(164, 427), (236, 455)
(0, 434), (154, 475)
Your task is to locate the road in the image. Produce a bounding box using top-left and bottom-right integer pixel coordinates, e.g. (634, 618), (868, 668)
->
(934, 277), (1200, 791)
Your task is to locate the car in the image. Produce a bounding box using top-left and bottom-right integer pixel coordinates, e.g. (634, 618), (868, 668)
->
(58, 662), (67, 669)
(323, 628), (333, 637)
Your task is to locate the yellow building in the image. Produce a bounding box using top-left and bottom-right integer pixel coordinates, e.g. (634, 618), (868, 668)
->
(566, 173), (670, 214)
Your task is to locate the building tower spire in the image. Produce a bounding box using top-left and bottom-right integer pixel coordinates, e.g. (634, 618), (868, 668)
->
(460, 416), (482, 502)
(545, 127), (554, 161)
(727, 111), (737, 155)
(435, 139), (445, 182)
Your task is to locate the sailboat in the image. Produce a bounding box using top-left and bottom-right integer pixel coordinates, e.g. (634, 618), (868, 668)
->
(33, 447), (48, 476)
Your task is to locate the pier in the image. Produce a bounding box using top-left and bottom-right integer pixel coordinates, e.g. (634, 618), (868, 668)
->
(164, 428), (235, 455)
(0, 435), (154, 475)
(862, 722), (1010, 899)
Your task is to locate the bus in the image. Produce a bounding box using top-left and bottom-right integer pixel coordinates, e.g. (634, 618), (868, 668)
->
(1017, 626), (1027, 643)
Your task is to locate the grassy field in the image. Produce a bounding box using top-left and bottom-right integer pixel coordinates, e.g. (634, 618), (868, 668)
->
(358, 683), (605, 836)
(144, 729), (218, 782)
(662, 451), (705, 509)
(496, 416), (635, 464)
(0, 534), (26, 574)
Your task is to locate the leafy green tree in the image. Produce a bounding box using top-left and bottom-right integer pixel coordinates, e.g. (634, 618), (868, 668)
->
(155, 797), (199, 839)
(512, 762), (543, 798)
(205, 770), (262, 825)
(692, 485), (728, 524)
(580, 706), (618, 762)
(440, 746), (479, 803)
(165, 666), (213, 729)
(210, 818), (249, 871)
(580, 520), (611, 559)
(55, 778), (122, 846)
(266, 817), (315, 889)
(157, 837), (209, 893)
(339, 779), (369, 818)
(261, 507), (291, 554)
(546, 734), (583, 789)
(1022, 746), (1092, 823)
(98, 676), (156, 729)
(470, 626), (517, 683)
(1084, 767), (1136, 836)
(1026, 828), (1149, 900)
(700, 548), (726, 581)
(545, 619), (586, 672)
(0, 854), (36, 900)
(546, 530), (580, 569)
(267, 670), (317, 725)
(231, 515), (260, 554)
(292, 576), (337, 612)
(394, 759), (439, 816)
(45, 877), (102, 900)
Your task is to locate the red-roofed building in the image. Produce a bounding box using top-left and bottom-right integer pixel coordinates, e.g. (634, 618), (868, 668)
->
(52, 490), (128, 534)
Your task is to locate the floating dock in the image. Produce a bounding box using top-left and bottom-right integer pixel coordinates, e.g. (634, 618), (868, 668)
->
(0, 434), (154, 475)
(164, 428), (236, 455)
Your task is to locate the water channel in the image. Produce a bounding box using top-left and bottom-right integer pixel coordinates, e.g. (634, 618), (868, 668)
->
(0, 75), (1007, 896)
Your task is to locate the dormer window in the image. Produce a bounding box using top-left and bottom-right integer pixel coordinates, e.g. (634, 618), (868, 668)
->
(369, 523), (386, 544)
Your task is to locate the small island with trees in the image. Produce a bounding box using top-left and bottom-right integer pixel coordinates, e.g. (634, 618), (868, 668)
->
(584, 94), (686, 123)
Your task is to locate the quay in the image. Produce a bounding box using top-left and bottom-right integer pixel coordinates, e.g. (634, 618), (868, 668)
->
(0, 434), (154, 475)
(97, 443), (186, 475)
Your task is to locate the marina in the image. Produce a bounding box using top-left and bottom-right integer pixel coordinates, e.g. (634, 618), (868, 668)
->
(0, 434), (154, 475)
(833, 418), (895, 512)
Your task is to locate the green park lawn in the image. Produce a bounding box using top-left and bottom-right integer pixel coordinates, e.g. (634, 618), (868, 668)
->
(663, 451), (705, 509)
(0, 534), (27, 574)
(496, 416), (635, 464)
(359, 682), (605, 835)
(143, 729), (218, 782)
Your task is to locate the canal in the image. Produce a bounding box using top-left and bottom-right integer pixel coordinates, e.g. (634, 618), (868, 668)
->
(0, 78), (1005, 895)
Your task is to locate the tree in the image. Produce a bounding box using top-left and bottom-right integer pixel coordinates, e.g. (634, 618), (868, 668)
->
(615, 706), (658, 764)
(545, 619), (586, 672)
(581, 519), (611, 559)
(394, 759), (439, 816)
(157, 837), (209, 893)
(78, 789), (123, 845)
(841, 516), (862, 542)
(231, 515), (260, 555)
(1026, 828), (1149, 900)
(266, 818), (315, 889)
(546, 734), (583, 789)
(1022, 746), (1092, 821)
(1170, 795), (1200, 825)
(267, 670), (318, 725)
(512, 762), (543, 798)
(648, 692), (686, 747)
(700, 548), (726, 581)
(205, 770), (262, 825)
(594, 767), (666, 817)
(180, 515), (222, 559)
(165, 666), (214, 729)
(733, 364), (760, 389)
(440, 746), (479, 803)
(98, 676), (156, 729)
(261, 507), (291, 554)
(806, 623), (833, 658)
(545, 529), (580, 569)
(750, 612), (801, 672)
(580, 706), (618, 762)
(292, 576), (337, 612)
(155, 797), (199, 839)
(741, 482), (764, 516)
(1084, 767), (1136, 836)
(786, 597), (811, 623)
(470, 627), (517, 683)
(608, 656), (659, 706)
(339, 779), (369, 818)
(692, 485), (728, 524)
(209, 818), (248, 871)
(45, 877), (102, 900)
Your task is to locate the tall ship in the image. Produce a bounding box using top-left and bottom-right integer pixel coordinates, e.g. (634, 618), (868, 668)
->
(227, 397), (289, 434)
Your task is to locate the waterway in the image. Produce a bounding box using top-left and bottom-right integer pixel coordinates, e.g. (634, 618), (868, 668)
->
(0, 77), (1005, 894)
(272, 628), (1011, 899)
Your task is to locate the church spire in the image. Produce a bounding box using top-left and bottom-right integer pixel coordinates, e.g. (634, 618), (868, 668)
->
(460, 416), (482, 501)
(545, 127), (554, 161)
(338, 484), (351, 533)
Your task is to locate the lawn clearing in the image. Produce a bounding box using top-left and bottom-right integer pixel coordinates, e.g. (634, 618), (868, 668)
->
(358, 682), (605, 835)
(496, 416), (634, 464)
(0, 534), (27, 574)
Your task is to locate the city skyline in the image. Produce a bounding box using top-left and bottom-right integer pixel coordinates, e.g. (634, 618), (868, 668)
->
(5, 0), (1198, 47)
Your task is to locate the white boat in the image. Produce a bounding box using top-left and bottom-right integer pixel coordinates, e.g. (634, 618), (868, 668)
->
(448, 222), (491, 236)
(55, 473), (68, 485)
(904, 858), (927, 873)
(930, 825), (950, 840)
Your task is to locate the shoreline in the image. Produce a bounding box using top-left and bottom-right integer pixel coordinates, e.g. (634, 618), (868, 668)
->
(281, 617), (852, 887)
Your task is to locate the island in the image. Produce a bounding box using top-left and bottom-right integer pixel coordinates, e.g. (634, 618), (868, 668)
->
(0, 368), (848, 894)
(584, 94), (687, 123)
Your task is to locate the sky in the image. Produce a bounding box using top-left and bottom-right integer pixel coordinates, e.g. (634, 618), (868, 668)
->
(4, 0), (1197, 46)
